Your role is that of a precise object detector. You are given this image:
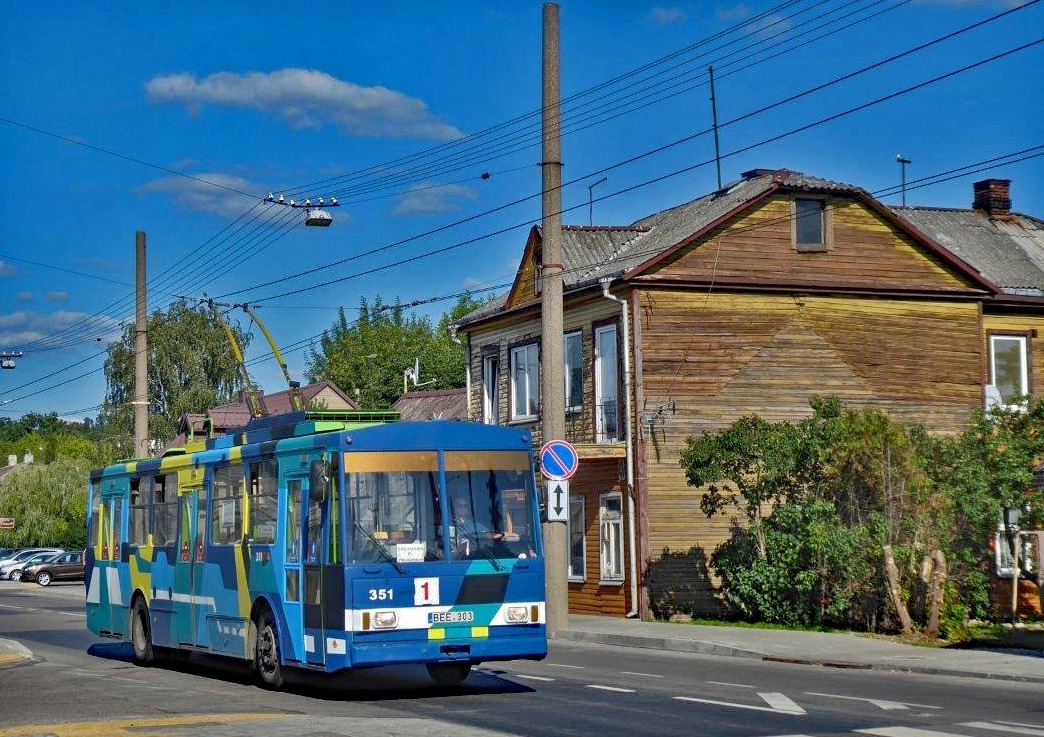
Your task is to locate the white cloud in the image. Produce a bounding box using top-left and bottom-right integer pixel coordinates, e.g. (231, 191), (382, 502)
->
(392, 182), (476, 216)
(16, 291), (32, 302)
(0, 311), (122, 347)
(138, 172), (262, 218)
(717, 3), (752, 20)
(146, 68), (463, 141)
(0, 261), (16, 278)
(648, 6), (688, 25)
(46, 291), (69, 303)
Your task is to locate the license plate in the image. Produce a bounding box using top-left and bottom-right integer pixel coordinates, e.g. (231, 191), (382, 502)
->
(429, 610), (475, 624)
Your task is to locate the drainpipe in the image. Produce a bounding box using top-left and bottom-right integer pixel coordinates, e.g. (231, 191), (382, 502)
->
(449, 324), (471, 421)
(600, 277), (639, 618)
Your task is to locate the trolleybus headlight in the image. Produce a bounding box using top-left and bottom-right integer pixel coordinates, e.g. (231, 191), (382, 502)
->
(505, 606), (529, 623)
(373, 611), (398, 629)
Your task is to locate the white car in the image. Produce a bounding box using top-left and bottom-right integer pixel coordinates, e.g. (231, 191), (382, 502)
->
(0, 549), (63, 580)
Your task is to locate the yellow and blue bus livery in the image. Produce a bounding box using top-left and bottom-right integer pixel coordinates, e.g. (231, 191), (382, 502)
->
(85, 412), (547, 688)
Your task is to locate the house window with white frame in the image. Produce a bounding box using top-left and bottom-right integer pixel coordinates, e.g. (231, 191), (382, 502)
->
(568, 494), (585, 581)
(794, 198), (827, 252)
(510, 342), (540, 421)
(989, 334), (1029, 409)
(564, 331), (583, 413)
(482, 352), (500, 424)
(599, 492), (624, 583)
(594, 324), (619, 442)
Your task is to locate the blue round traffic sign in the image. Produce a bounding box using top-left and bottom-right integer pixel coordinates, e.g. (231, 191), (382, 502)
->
(540, 439), (579, 480)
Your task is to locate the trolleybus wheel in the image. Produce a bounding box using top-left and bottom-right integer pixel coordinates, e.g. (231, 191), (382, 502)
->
(131, 598), (154, 665)
(255, 610), (285, 690)
(426, 662), (472, 688)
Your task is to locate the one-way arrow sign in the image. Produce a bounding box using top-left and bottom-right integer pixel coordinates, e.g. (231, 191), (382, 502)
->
(546, 479), (568, 522)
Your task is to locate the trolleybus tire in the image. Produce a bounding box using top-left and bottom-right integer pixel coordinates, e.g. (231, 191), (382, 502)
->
(426, 662), (472, 687)
(254, 609), (285, 690)
(131, 598), (154, 665)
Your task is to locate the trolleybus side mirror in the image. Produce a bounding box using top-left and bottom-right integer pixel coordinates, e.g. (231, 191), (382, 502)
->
(309, 459), (329, 501)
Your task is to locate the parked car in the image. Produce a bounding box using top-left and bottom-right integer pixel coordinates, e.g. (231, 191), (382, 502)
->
(0, 549), (63, 580)
(0, 548), (17, 559)
(22, 551), (84, 586)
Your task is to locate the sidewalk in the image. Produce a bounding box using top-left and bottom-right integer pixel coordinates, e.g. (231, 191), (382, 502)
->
(556, 615), (1044, 684)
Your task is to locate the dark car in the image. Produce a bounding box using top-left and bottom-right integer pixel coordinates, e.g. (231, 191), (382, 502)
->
(22, 551), (84, 586)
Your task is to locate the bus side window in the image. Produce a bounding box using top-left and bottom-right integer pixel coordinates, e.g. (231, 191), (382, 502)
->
(328, 454), (340, 564)
(150, 473), (177, 547)
(109, 496), (123, 558)
(130, 478), (148, 545)
(249, 459), (277, 543)
(88, 484), (101, 555)
(211, 464), (244, 545)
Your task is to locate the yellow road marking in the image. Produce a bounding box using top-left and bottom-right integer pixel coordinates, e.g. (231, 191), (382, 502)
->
(0, 712), (288, 737)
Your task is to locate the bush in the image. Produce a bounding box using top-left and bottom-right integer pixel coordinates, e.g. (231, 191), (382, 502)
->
(0, 457), (91, 549)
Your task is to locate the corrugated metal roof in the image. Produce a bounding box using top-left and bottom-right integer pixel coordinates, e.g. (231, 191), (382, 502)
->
(892, 207), (1044, 296)
(392, 388), (467, 421)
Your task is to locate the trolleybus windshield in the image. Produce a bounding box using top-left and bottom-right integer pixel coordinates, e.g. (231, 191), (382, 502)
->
(445, 451), (536, 561)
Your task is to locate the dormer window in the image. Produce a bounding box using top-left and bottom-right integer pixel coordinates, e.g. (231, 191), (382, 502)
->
(794, 198), (828, 252)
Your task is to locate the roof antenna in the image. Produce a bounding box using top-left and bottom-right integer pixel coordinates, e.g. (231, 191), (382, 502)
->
(896, 155), (912, 206)
(588, 177), (607, 226)
(710, 66), (722, 189)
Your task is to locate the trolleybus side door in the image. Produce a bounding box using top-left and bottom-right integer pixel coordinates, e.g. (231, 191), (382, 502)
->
(174, 488), (205, 647)
(281, 460), (329, 667)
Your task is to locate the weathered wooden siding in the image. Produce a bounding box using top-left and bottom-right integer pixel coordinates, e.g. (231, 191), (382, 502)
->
(566, 459), (629, 616)
(636, 290), (983, 573)
(644, 197), (976, 293)
(983, 313), (1044, 399)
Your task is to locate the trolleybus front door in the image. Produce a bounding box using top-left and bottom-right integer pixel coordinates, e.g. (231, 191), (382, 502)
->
(282, 471), (328, 666)
(174, 489), (205, 647)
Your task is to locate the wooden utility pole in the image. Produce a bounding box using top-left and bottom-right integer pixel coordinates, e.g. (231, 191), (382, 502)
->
(540, 2), (569, 637)
(133, 231), (148, 459)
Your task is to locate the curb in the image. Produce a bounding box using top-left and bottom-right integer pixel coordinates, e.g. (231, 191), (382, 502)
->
(556, 631), (1044, 685)
(554, 629), (763, 660)
(0, 638), (33, 669)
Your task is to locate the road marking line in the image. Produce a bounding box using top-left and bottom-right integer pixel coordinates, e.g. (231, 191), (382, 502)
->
(857, 728), (973, 737)
(0, 712), (288, 737)
(805, 692), (942, 711)
(587, 685), (635, 693)
(675, 692), (806, 715)
(515, 674), (555, 682)
(960, 722), (1044, 736)
(707, 681), (755, 688)
(621, 671), (662, 678)
(547, 663), (584, 669)
(997, 723), (1044, 730)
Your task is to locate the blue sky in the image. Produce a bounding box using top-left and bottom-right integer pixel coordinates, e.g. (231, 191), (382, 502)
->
(0, 0), (1041, 420)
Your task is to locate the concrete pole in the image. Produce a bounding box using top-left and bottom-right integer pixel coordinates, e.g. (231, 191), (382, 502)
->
(540, 2), (569, 637)
(134, 231), (148, 459)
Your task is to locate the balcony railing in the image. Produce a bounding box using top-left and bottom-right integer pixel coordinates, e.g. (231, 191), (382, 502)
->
(565, 399), (621, 444)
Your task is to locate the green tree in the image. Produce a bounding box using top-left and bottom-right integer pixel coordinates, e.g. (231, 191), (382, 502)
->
(100, 300), (250, 452)
(0, 457), (92, 548)
(307, 294), (483, 409)
(681, 415), (803, 558)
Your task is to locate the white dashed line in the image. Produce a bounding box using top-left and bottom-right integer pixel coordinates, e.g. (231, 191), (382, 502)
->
(960, 722), (1044, 736)
(587, 685), (636, 693)
(707, 681), (755, 688)
(620, 671), (663, 678)
(547, 663), (584, 669)
(515, 674), (555, 682)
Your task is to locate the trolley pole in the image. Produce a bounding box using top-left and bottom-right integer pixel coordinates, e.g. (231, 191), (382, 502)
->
(133, 231), (148, 459)
(540, 2), (569, 637)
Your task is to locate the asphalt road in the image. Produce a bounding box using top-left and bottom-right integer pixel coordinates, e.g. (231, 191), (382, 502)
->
(0, 581), (1041, 737)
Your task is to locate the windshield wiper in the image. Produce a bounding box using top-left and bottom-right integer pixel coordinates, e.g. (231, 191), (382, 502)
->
(353, 520), (406, 575)
(475, 545), (505, 572)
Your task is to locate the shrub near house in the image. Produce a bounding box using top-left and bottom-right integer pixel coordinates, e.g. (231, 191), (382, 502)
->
(682, 396), (1044, 633)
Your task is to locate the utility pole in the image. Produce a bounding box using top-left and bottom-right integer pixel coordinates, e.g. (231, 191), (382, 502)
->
(133, 231), (148, 459)
(540, 2), (568, 637)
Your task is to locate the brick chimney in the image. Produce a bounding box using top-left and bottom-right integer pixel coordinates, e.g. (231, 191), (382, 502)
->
(973, 178), (1011, 218)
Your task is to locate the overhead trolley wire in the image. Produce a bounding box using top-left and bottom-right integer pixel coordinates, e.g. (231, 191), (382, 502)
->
(5, 144), (1040, 415)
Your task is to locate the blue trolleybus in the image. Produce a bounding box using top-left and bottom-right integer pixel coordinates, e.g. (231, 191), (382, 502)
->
(85, 410), (547, 688)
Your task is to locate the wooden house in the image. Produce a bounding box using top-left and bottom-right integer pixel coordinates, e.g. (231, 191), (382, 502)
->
(455, 170), (1044, 618)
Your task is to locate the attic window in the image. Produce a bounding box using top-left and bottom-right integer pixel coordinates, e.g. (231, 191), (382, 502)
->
(794, 198), (828, 252)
